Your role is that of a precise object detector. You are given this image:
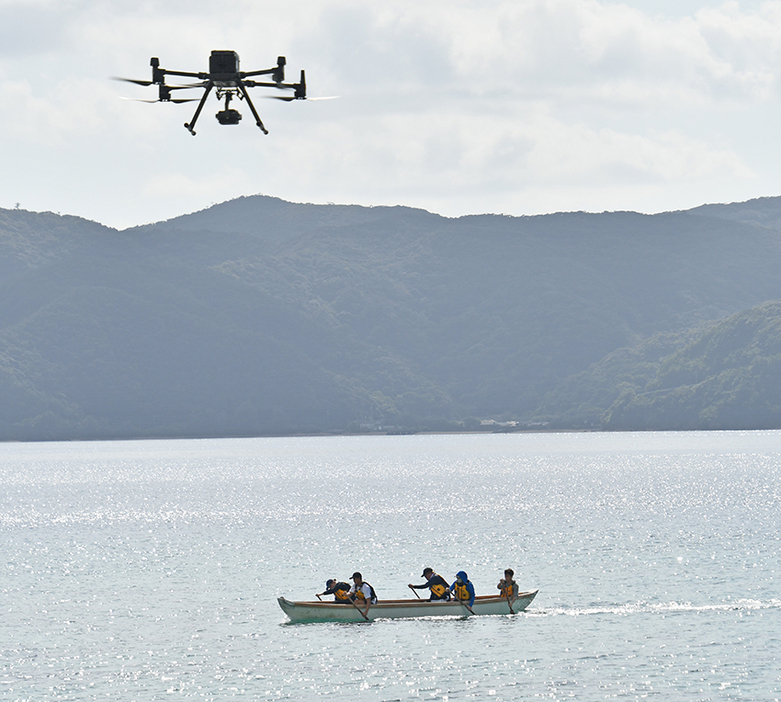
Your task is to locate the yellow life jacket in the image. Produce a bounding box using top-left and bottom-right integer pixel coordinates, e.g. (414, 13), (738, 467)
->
(453, 582), (470, 601)
(334, 586), (350, 601)
(431, 583), (448, 598)
(500, 580), (516, 599)
(353, 582), (376, 602)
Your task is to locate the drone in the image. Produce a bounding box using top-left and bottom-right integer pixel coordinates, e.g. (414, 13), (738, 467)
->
(115, 51), (312, 135)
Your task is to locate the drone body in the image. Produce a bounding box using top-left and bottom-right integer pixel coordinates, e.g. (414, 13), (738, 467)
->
(117, 51), (307, 135)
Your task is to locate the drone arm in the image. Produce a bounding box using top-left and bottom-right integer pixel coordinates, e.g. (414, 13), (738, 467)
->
(241, 68), (276, 77)
(149, 57), (205, 84)
(237, 81), (269, 134)
(243, 56), (286, 81)
(252, 71), (304, 97)
(243, 80), (298, 89)
(162, 69), (207, 81)
(183, 82), (214, 135)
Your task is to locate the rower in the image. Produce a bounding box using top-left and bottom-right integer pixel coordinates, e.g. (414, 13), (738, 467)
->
(497, 568), (519, 603)
(408, 567), (451, 601)
(348, 571), (377, 618)
(450, 570), (475, 608)
(317, 578), (351, 603)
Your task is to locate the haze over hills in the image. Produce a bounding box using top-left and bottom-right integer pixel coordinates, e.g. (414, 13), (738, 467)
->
(3, 195), (781, 440)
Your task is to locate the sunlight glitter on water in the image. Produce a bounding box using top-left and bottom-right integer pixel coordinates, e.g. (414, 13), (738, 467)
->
(1, 431), (780, 700)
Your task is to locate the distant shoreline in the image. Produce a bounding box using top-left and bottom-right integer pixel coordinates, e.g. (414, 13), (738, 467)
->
(8, 425), (779, 445)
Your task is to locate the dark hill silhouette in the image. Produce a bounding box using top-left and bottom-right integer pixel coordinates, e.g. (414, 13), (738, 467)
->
(3, 195), (781, 440)
(597, 302), (781, 430)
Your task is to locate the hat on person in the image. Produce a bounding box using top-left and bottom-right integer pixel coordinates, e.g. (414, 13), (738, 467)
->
(326, 579), (335, 588)
(351, 571), (362, 580)
(421, 567), (433, 578)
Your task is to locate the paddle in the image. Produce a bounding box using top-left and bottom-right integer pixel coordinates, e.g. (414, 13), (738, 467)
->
(453, 591), (475, 615)
(349, 596), (370, 621)
(500, 579), (515, 614)
(316, 594), (323, 601)
(456, 595), (475, 615)
(409, 584), (422, 600)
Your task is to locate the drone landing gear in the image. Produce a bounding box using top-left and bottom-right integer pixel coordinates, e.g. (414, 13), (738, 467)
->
(182, 82), (269, 135)
(237, 82), (268, 134)
(183, 82), (213, 136)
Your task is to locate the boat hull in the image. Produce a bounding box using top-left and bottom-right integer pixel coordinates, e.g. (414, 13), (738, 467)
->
(278, 590), (538, 623)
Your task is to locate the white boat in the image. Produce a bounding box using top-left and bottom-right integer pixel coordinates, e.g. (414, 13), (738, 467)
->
(278, 590), (538, 623)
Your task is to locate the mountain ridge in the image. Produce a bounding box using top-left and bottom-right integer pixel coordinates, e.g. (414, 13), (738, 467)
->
(3, 195), (781, 439)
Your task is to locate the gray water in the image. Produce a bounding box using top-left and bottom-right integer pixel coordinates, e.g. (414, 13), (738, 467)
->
(1, 431), (779, 700)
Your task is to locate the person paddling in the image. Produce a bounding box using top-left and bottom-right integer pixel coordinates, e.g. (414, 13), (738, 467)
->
(317, 578), (351, 603)
(348, 571), (377, 618)
(408, 567), (451, 601)
(450, 570), (475, 610)
(497, 568), (519, 602)
(497, 568), (519, 612)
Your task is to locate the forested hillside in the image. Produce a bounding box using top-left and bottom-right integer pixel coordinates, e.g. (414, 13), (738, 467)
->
(3, 195), (781, 440)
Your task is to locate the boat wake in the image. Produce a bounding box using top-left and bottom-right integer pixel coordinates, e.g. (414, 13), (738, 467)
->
(527, 598), (781, 618)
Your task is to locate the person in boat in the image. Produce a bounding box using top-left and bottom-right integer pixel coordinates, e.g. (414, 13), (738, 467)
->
(317, 579), (352, 603)
(497, 568), (519, 603)
(348, 571), (377, 617)
(450, 570), (475, 607)
(408, 567), (451, 601)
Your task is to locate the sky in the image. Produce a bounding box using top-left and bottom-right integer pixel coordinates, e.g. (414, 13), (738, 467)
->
(2, 0), (781, 229)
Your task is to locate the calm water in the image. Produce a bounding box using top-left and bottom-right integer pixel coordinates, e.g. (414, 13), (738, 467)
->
(1, 431), (779, 701)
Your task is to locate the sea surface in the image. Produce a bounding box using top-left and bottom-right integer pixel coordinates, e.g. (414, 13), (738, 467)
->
(1, 431), (779, 701)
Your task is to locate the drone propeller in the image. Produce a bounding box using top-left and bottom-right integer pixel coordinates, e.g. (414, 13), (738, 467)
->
(112, 76), (154, 86)
(112, 77), (202, 91)
(119, 96), (201, 104)
(263, 95), (340, 102)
